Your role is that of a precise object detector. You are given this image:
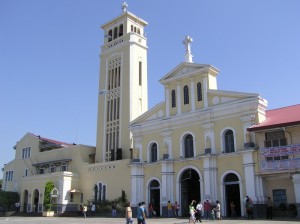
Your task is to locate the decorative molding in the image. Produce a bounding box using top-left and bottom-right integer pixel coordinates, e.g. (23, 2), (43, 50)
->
(88, 165), (116, 172)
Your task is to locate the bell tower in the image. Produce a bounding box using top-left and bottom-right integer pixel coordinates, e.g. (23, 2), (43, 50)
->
(96, 2), (148, 162)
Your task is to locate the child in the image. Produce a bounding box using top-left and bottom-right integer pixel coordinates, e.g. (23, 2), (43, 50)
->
(211, 208), (215, 220)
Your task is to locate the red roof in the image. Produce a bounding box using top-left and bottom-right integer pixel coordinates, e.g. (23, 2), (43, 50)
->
(248, 104), (300, 131)
(29, 132), (74, 147)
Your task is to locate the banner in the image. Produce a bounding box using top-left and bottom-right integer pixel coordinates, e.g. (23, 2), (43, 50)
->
(260, 144), (300, 171)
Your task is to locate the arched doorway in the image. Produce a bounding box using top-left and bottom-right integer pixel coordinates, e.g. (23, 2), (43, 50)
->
(224, 173), (241, 217)
(23, 190), (28, 212)
(149, 180), (160, 216)
(32, 189), (39, 213)
(180, 168), (200, 216)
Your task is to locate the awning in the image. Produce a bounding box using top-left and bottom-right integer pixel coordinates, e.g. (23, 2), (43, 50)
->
(69, 189), (82, 193)
(32, 159), (72, 167)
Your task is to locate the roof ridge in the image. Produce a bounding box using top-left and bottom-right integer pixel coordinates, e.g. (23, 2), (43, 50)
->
(28, 132), (73, 146)
(267, 104), (300, 112)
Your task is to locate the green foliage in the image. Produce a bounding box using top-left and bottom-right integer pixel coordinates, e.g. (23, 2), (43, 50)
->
(96, 190), (127, 215)
(288, 203), (296, 211)
(0, 191), (20, 211)
(279, 202), (287, 211)
(43, 181), (54, 211)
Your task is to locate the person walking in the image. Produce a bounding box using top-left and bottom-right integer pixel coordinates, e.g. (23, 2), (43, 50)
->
(112, 203), (117, 217)
(215, 200), (221, 221)
(167, 201), (173, 217)
(174, 201), (180, 217)
(189, 200), (197, 224)
(83, 204), (87, 219)
(148, 203), (153, 218)
(266, 197), (273, 219)
(230, 201), (237, 218)
(137, 202), (146, 224)
(91, 203), (96, 216)
(195, 201), (203, 222)
(203, 200), (211, 219)
(125, 202), (134, 224)
(245, 197), (254, 219)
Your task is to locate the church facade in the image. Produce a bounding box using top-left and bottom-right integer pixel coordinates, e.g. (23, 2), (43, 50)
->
(2, 3), (300, 218)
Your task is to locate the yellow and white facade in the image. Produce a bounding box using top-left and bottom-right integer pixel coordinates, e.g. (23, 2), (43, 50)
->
(3, 2), (299, 218)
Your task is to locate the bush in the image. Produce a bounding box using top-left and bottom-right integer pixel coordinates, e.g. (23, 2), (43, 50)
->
(279, 203), (287, 211)
(43, 181), (54, 211)
(288, 204), (296, 211)
(0, 191), (19, 211)
(96, 190), (127, 215)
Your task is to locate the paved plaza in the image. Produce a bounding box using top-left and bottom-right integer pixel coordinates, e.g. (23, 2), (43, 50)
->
(0, 217), (299, 224)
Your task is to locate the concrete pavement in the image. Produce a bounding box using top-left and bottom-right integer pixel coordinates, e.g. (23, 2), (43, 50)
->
(0, 217), (299, 224)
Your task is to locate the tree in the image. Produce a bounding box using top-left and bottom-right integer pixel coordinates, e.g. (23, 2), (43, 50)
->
(43, 181), (54, 211)
(0, 191), (19, 211)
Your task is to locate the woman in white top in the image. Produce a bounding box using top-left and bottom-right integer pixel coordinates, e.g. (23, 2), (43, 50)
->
(215, 200), (221, 221)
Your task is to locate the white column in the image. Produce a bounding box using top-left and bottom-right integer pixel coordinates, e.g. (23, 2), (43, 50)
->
(203, 77), (208, 108)
(130, 163), (144, 207)
(203, 156), (218, 202)
(292, 174), (300, 218)
(242, 150), (257, 202)
(189, 78), (195, 112)
(161, 160), (174, 206)
(165, 87), (170, 117)
(176, 82), (181, 115)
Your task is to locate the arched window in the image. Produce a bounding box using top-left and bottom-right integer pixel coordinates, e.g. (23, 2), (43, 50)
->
(134, 27), (137, 33)
(150, 143), (157, 163)
(197, 82), (202, 101)
(183, 85), (189, 104)
(225, 130), (235, 153)
(113, 27), (118, 39)
(119, 24), (123, 37)
(108, 30), (112, 42)
(131, 25), (134, 32)
(98, 183), (102, 202)
(171, 90), (176, 108)
(137, 28), (140, 35)
(102, 185), (106, 201)
(184, 134), (194, 158)
(94, 184), (98, 202)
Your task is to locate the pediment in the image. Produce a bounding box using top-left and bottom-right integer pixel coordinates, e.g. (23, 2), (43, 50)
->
(131, 102), (165, 125)
(159, 62), (219, 84)
(208, 89), (259, 106)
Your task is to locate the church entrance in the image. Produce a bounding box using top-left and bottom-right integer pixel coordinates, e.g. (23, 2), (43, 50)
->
(32, 189), (39, 213)
(180, 168), (200, 216)
(224, 173), (241, 217)
(149, 180), (160, 216)
(22, 190), (28, 212)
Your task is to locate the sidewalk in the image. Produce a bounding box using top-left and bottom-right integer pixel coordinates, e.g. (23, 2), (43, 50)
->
(0, 217), (299, 224)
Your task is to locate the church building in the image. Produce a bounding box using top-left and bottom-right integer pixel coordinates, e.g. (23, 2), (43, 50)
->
(2, 2), (300, 218)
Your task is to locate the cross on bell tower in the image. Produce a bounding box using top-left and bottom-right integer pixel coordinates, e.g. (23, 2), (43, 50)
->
(122, 1), (128, 13)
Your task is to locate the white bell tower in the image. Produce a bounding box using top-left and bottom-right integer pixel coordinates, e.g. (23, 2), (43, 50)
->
(96, 3), (148, 162)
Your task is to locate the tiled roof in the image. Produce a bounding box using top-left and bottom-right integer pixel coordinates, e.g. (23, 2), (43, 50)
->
(248, 104), (300, 131)
(29, 132), (74, 147)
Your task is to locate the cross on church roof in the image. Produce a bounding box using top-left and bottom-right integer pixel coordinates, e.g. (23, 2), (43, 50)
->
(122, 1), (128, 13)
(183, 35), (193, 63)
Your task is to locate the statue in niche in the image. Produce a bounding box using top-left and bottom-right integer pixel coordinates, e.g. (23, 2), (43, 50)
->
(133, 147), (139, 159)
(246, 131), (251, 143)
(206, 136), (211, 149)
(164, 142), (168, 154)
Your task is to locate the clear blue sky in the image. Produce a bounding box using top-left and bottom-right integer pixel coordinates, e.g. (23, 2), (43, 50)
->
(1, 0), (299, 179)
